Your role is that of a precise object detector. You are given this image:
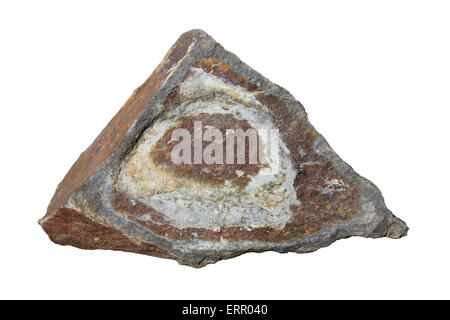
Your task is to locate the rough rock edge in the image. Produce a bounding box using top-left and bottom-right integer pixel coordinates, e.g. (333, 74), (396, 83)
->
(39, 29), (408, 268)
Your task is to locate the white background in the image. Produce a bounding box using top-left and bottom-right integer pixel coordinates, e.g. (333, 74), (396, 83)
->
(1, 0), (449, 299)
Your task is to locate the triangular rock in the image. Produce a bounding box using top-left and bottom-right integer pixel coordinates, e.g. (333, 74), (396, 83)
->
(39, 29), (408, 267)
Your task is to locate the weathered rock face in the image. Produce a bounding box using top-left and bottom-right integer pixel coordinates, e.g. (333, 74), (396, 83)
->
(39, 29), (408, 267)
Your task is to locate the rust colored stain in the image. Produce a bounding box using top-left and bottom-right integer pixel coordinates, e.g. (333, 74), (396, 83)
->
(163, 85), (180, 107)
(41, 208), (172, 259)
(151, 113), (263, 186)
(193, 58), (259, 92)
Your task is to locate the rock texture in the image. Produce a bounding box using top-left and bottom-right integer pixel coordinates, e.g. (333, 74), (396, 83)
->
(39, 29), (408, 267)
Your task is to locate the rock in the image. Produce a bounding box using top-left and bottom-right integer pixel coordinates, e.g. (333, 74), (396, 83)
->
(39, 29), (408, 267)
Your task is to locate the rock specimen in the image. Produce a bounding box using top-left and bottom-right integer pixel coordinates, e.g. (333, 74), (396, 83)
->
(39, 29), (408, 267)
